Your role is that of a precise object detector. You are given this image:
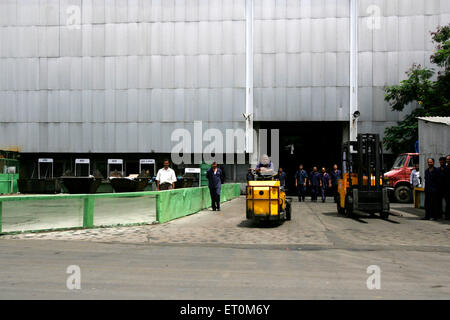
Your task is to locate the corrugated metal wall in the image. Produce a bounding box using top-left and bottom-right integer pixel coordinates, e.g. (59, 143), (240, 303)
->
(0, 0), (449, 153)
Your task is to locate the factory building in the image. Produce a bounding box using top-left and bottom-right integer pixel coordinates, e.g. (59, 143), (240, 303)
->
(0, 0), (449, 182)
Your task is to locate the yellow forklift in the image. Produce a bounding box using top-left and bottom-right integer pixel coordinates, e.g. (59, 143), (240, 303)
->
(337, 134), (390, 219)
(246, 170), (292, 223)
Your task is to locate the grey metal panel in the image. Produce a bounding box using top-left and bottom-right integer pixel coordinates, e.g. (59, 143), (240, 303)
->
(221, 88), (233, 121)
(299, 19), (311, 53)
(325, 87), (337, 120)
(115, 90), (128, 122)
(325, 53), (337, 86)
(311, 53), (325, 87)
(127, 89), (138, 122)
(161, 89), (174, 121)
(286, 54), (299, 87)
(373, 52), (386, 87)
(325, 18), (337, 52)
(17, 0), (40, 26)
(173, 89), (185, 121)
(358, 87), (373, 122)
(233, 20), (246, 54)
(311, 0), (325, 19)
(127, 23), (139, 56)
(92, 90), (106, 123)
(299, 53), (312, 87)
(70, 57), (82, 90)
(46, 58), (58, 90)
(222, 55), (234, 88)
(162, 0), (175, 22)
(81, 90), (92, 123)
(358, 52), (372, 87)
(399, 0), (425, 16)
(38, 26), (59, 57)
(60, 26), (82, 57)
(208, 88), (222, 121)
(198, 21), (209, 54)
(260, 20), (275, 54)
(209, 0), (222, 21)
(198, 55), (209, 88)
(209, 21), (223, 54)
(209, 55), (222, 88)
(336, 18), (350, 52)
(150, 89), (162, 122)
(262, 54), (275, 88)
(161, 56), (174, 89)
(275, 53), (287, 88)
(115, 56), (128, 89)
(184, 55), (198, 88)
(138, 56), (151, 89)
(311, 87), (325, 120)
(232, 88), (245, 121)
(128, 0), (139, 22)
(336, 52), (349, 86)
(183, 89), (197, 121)
(174, 22), (185, 55)
(69, 91), (82, 123)
(105, 57), (115, 90)
(197, 88), (209, 121)
(358, 17), (373, 52)
(185, 0), (199, 22)
(336, 87), (349, 120)
(275, 20), (286, 54)
(92, 57), (105, 90)
(127, 56), (139, 90)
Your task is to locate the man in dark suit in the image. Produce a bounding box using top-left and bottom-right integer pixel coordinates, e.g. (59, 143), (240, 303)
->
(424, 158), (441, 221)
(206, 162), (223, 212)
(445, 155), (450, 220)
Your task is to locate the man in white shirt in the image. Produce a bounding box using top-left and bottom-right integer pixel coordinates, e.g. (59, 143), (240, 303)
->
(156, 159), (177, 191)
(410, 163), (421, 188)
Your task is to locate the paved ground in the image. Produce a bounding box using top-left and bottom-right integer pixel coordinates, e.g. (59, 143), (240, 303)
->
(1, 197), (449, 299)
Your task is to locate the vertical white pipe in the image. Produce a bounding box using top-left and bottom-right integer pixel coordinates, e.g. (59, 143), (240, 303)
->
(350, 0), (359, 141)
(246, 0), (254, 154)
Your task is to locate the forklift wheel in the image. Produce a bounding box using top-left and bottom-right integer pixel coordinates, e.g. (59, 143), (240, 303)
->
(336, 195), (345, 215)
(286, 202), (292, 221)
(380, 211), (389, 219)
(345, 195), (354, 218)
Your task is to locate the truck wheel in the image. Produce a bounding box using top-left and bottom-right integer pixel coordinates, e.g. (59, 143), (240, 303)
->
(337, 195), (345, 215)
(286, 202), (292, 221)
(394, 185), (412, 203)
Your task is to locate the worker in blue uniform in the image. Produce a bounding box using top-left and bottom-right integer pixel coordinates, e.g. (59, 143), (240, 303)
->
(295, 164), (308, 202)
(320, 167), (331, 203)
(330, 164), (342, 203)
(309, 167), (321, 202)
(206, 162), (223, 212)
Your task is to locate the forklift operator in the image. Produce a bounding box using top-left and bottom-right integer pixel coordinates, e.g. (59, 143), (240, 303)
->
(255, 154), (275, 174)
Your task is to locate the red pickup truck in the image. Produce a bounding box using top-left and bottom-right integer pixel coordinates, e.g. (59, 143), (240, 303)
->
(385, 153), (419, 203)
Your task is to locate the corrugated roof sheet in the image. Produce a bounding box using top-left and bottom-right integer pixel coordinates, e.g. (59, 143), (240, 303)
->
(418, 117), (450, 125)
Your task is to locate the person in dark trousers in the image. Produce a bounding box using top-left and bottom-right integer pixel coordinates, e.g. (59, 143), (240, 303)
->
(424, 158), (441, 221)
(277, 168), (287, 190)
(319, 167), (331, 203)
(309, 167), (320, 202)
(445, 155), (450, 220)
(295, 164), (308, 202)
(438, 157), (447, 218)
(206, 162), (223, 212)
(246, 167), (254, 182)
(330, 164), (342, 203)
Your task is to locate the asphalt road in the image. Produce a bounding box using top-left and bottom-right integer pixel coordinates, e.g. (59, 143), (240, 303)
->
(1, 197), (449, 299)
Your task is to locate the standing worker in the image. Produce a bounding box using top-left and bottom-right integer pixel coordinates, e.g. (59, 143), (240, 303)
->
(423, 158), (441, 221)
(309, 167), (321, 202)
(320, 167), (331, 203)
(438, 157), (447, 218)
(445, 155), (450, 220)
(206, 162), (223, 212)
(410, 163), (421, 188)
(277, 168), (287, 190)
(329, 164), (342, 203)
(295, 164), (308, 202)
(156, 159), (177, 191)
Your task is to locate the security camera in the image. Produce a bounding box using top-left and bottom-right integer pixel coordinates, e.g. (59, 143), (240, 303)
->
(243, 113), (252, 120)
(353, 111), (361, 119)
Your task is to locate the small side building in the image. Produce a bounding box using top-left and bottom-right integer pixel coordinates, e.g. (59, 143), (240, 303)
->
(416, 117), (450, 209)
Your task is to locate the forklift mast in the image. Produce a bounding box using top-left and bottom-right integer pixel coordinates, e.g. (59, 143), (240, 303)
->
(342, 134), (385, 190)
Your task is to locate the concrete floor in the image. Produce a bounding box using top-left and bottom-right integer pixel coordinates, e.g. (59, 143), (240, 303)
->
(1, 197), (449, 299)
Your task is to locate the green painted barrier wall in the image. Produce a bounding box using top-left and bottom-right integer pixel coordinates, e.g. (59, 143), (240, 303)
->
(0, 174), (19, 194)
(0, 184), (241, 234)
(156, 184), (241, 223)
